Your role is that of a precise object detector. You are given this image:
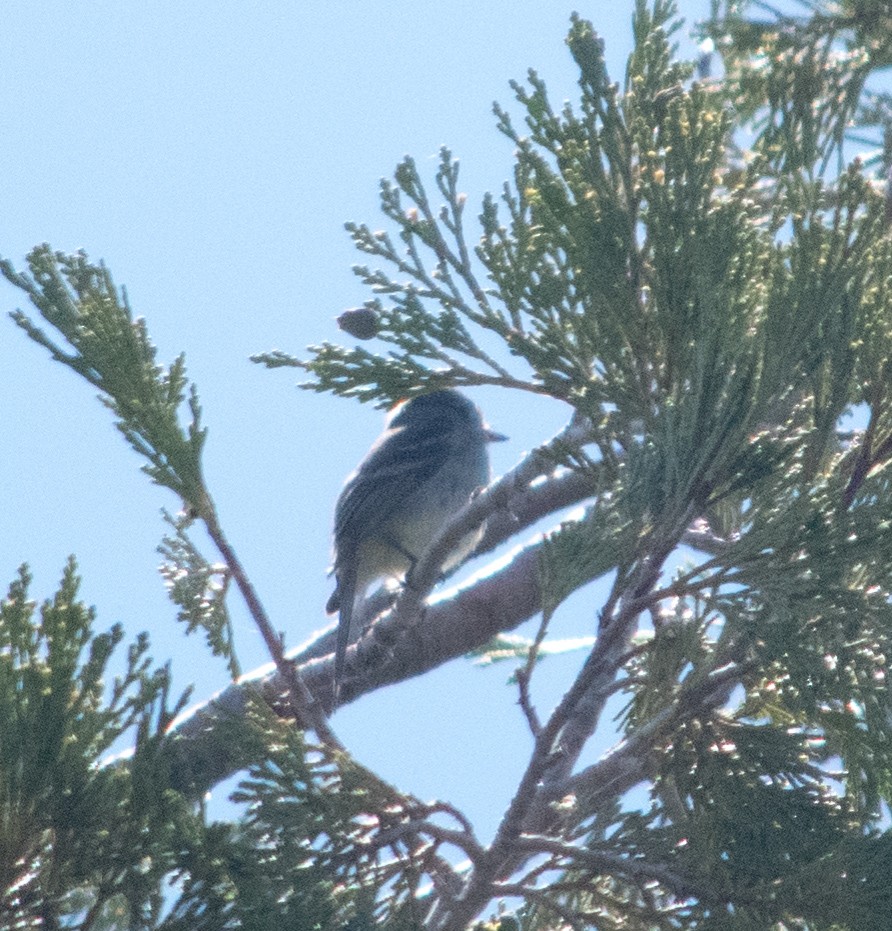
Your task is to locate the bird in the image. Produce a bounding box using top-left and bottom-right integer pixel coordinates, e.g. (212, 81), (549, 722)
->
(327, 389), (506, 698)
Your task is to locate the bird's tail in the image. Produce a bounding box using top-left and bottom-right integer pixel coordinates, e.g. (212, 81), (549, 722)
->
(332, 568), (357, 702)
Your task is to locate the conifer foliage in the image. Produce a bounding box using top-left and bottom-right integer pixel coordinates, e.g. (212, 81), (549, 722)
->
(5, 1), (892, 928)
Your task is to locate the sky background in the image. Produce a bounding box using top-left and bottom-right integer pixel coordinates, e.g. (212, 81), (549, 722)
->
(3, 0), (737, 844)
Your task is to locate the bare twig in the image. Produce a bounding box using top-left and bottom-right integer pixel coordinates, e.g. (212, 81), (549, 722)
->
(515, 607), (551, 737)
(369, 819), (485, 865)
(419, 800), (479, 840)
(203, 508), (345, 752)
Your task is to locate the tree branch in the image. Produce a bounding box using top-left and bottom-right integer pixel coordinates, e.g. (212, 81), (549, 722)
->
(203, 508), (345, 753)
(512, 835), (730, 905)
(160, 480), (729, 807)
(549, 659), (750, 814)
(161, 532), (547, 794)
(426, 511), (697, 931)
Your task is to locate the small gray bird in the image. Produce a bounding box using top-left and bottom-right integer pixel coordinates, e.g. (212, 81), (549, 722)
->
(327, 390), (506, 696)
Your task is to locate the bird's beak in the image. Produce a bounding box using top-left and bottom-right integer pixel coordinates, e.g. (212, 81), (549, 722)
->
(485, 428), (509, 443)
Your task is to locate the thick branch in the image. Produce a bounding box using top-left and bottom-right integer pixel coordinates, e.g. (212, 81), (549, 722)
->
(162, 534), (548, 795)
(161, 490), (730, 802)
(153, 422), (605, 792)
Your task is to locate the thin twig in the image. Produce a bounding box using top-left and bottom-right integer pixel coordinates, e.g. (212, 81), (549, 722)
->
(419, 800), (479, 839)
(490, 882), (587, 931)
(515, 607), (551, 736)
(513, 835), (729, 905)
(203, 508), (344, 752)
(369, 819), (486, 864)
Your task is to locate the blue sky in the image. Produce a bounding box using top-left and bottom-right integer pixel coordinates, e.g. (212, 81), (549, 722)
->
(2, 2), (713, 840)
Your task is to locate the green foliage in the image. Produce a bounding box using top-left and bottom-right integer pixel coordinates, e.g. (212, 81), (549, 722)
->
(158, 510), (239, 679)
(469, 632), (597, 667)
(9, 0), (892, 928)
(0, 561), (191, 929)
(704, 0), (892, 172)
(0, 564), (408, 930)
(161, 704), (445, 931)
(0, 247), (209, 514)
(254, 144), (543, 406)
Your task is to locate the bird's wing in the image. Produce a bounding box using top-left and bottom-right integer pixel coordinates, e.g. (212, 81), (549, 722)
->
(332, 421), (453, 547)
